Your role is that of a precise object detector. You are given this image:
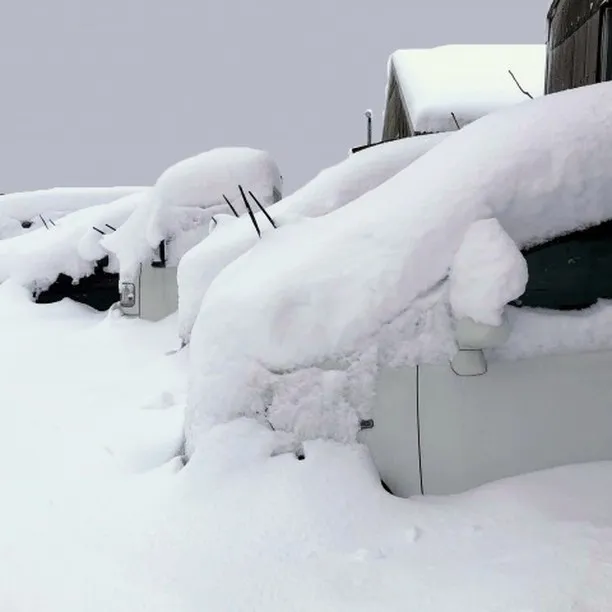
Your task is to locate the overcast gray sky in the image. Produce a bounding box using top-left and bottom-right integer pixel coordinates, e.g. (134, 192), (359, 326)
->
(0, 0), (550, 194)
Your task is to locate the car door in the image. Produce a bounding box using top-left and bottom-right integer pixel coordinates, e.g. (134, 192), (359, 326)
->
(418, 219), (612, 495)
(358, 365), (421, 498)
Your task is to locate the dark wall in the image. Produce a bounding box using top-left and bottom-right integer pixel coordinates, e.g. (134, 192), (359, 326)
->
(546, 0), (608, 93)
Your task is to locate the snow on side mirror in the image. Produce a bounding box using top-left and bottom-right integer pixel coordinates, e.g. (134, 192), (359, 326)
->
(449, 218), (527, 375)
(450, 217), (527, 330)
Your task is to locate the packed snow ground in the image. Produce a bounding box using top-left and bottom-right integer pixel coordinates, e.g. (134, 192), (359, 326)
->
(1, 283), (612, 611)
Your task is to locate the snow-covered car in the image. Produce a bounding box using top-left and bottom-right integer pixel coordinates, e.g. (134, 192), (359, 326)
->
(0, 148), (281, 316)
(0, 186), (144, 239)
(103, 147), (282, 322)
(184, 80), (612, 497)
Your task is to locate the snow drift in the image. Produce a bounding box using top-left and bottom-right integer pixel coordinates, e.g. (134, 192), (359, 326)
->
(177, 134), (448, 344)
(185, 81), (612, 453)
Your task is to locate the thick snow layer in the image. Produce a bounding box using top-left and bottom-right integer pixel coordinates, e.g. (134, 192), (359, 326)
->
(0, 191), (148, 290)
(1, 283), (612, 610)
(0, 186), (144, 239)
(178, 134), (448, 343)
(493, 301), (612, 361)
(388, 44), (545, 134)
(450, 219), (528, 326)
(103, 147), (281, 278)
(186, 81), (612, 450)
(154, 147), (282, 210)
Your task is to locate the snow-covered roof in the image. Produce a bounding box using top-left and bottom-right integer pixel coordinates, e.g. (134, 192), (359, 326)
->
(185, 80), (612, 453)
(384, 44), (546, 136)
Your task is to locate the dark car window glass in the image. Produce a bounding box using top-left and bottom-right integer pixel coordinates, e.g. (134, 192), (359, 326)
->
(513, 219), (612, 311)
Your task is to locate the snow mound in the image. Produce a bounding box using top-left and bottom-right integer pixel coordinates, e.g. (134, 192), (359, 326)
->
(0, 187), (144, 239)
(177, 134), (448, 344)
(450, 218), (528, 326)
(387, 44), (545, 134)
(185, 81), (612, 452)
(103, 147), (282, 278)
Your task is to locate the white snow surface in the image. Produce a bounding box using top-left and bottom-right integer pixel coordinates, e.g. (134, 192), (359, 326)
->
(1, 282), (612, 610)
(0, 186), (144, 239)
(388, 44), (545, 134)
(186, 81), (612, 450)
(103, 147), (282, 278)
(178, 134), (448, 343)
(450, 218), (528, 326)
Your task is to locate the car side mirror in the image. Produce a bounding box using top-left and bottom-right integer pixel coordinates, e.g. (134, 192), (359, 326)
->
(451, 315), (510, 377)
(454, 315), (510, 350)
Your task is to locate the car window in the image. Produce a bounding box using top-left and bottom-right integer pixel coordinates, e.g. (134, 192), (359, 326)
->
(512, 219), (612, 310)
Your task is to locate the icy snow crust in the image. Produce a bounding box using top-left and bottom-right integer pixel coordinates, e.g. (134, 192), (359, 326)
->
(1, 282), (612, 610)
(177, 134), (448, 343)
(0, 186), (144, 239)
(186, 81), (612, 452)
(388, 44), (545, 134)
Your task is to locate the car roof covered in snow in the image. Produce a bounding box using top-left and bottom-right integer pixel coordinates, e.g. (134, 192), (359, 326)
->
(385, 44), (546, 135)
